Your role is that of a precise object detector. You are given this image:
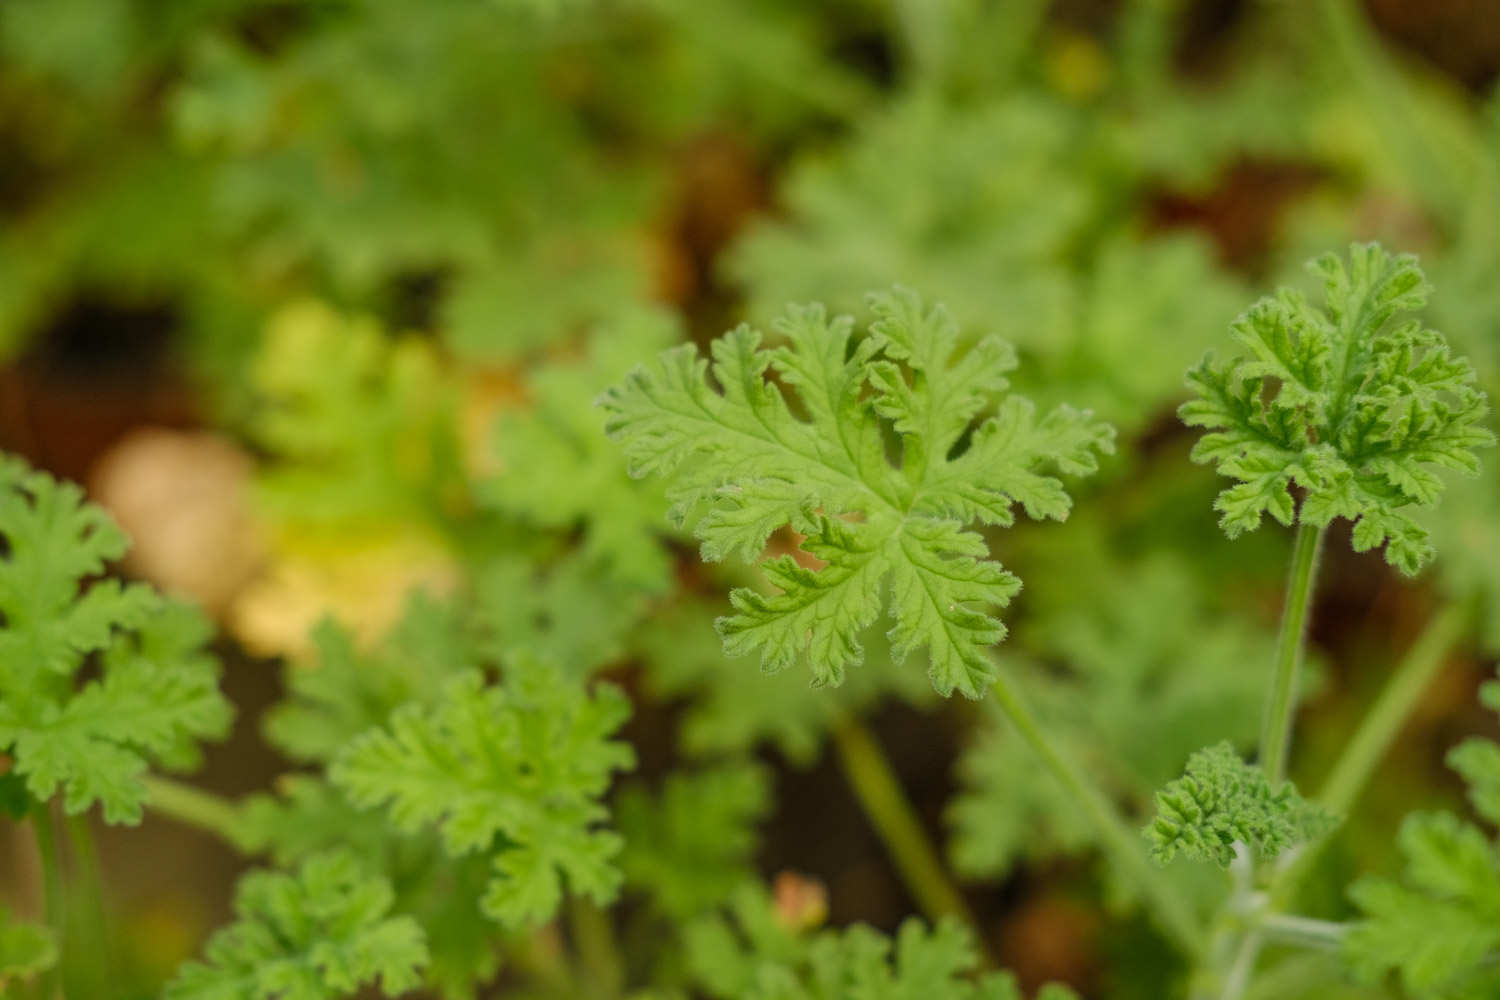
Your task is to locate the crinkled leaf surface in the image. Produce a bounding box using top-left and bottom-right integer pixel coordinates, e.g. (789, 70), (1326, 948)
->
(1146, 742), (1335, 868)
(1181, 243), (1493, 574)
(603, 288), (1112, 697)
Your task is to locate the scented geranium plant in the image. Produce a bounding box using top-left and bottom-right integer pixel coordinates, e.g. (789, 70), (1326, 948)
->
(1, 244), (1495, 1000)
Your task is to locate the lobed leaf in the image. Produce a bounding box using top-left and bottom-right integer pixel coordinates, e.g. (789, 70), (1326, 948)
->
(1181, 243), (1494, 573)
(331, 663), (635, 929)
(603, 288), (1112, 697)
(166, 851), (427, 1000)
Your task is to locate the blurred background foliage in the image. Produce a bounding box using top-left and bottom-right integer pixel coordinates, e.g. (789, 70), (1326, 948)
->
(2, 0), (1500, 997)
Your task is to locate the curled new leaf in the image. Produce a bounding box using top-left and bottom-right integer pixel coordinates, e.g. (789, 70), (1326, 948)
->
(602, 288), (1113, 698)
(1181, 243), (1494, 574)
(1146, 742), (1335, 867)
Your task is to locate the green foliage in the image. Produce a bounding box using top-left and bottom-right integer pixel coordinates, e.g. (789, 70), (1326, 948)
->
(727, 95), (1096, 345)
(0, 905), (57, 991)
(687, 885), (1078, 1000)
(603, 287), (1113, 697)
(1345, 668), (1500, 997)
(331, 664), (635, 929)
(950, 553), (1271, 879)
(636, 593), (935, 766)
(0, 455), (231, 823)
(262, 592), (473, 766)
(1146, 742), (1335, 868)
(165, 850), (428, 1000)
(616, 762), (772, 919)
(481, 306), (682, 591)
(248, 301), (461, 529)
(1181, 243), (1494, 573)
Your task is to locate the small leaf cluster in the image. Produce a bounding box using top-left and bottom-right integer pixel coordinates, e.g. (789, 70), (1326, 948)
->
(603, 287), (1113, 698)
(1182, 243), (1494, 573)
(1145, 742), (1335, 868)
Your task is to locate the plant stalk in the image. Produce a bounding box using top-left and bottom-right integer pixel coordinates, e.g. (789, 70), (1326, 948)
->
(1316, 599), (1471, 816)
(1269, 598), (1472, 907)
(989, 673), (1205, 958)
(1260, 524), (1326, 786)
(828, 712), (976, 930)
(142, 775), (252, 851)
(568, 898), (625, 998)
(64, 815), (117, 997)
(30, 805), (65, 1000)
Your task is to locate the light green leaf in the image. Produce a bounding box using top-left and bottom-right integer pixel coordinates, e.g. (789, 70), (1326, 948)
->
(603, 288), (1112, 697)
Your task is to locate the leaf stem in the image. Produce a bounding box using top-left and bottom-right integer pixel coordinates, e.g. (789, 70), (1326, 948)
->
(142, 775), (251, 851)
(64, 815), (117, 997)
(1316, 599), (1471, 816)
(827, 712), (977, 931)
(1269, 597), (1471, 907)
(1257, 913), (1348, 951)
(30, 805), (65, 1000)
(567, 897), (625, 997)
(988, 673), (1205, 958)
(1260, 524), (1326, 786)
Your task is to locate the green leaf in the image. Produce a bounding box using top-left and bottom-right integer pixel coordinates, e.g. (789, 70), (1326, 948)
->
(0, 905), (57, 991)
(617, 762), (772, 918)
(331, 662), (635, 929)
(0, 456), (232, 824)
(603, 288), (1112, 697)
(238, 773), (504, 1000)
(950, 552), (1278, 883)
(1346, 814), (1500, 999)
(165, 851), (428, 1000)
(686, 885), (1078, 1000)
(480, 306), (680, 591)
(1181, 243), (1494, 573)
(1347, 666), (1500, 997)
(1145, 742), (1335, 867)
(636, 594), (934, 767)
(264, 592), (476, 766)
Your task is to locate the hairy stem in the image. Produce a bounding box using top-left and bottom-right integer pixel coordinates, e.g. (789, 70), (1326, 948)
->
(828, 712), (976, 931)
(1218, 926), (1264, 1000)
(1258, 914), (1348, 951)
(142, 775), (251, 851)
(989, 674), (1205, 958)
(1260, 524), (1326, 786)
